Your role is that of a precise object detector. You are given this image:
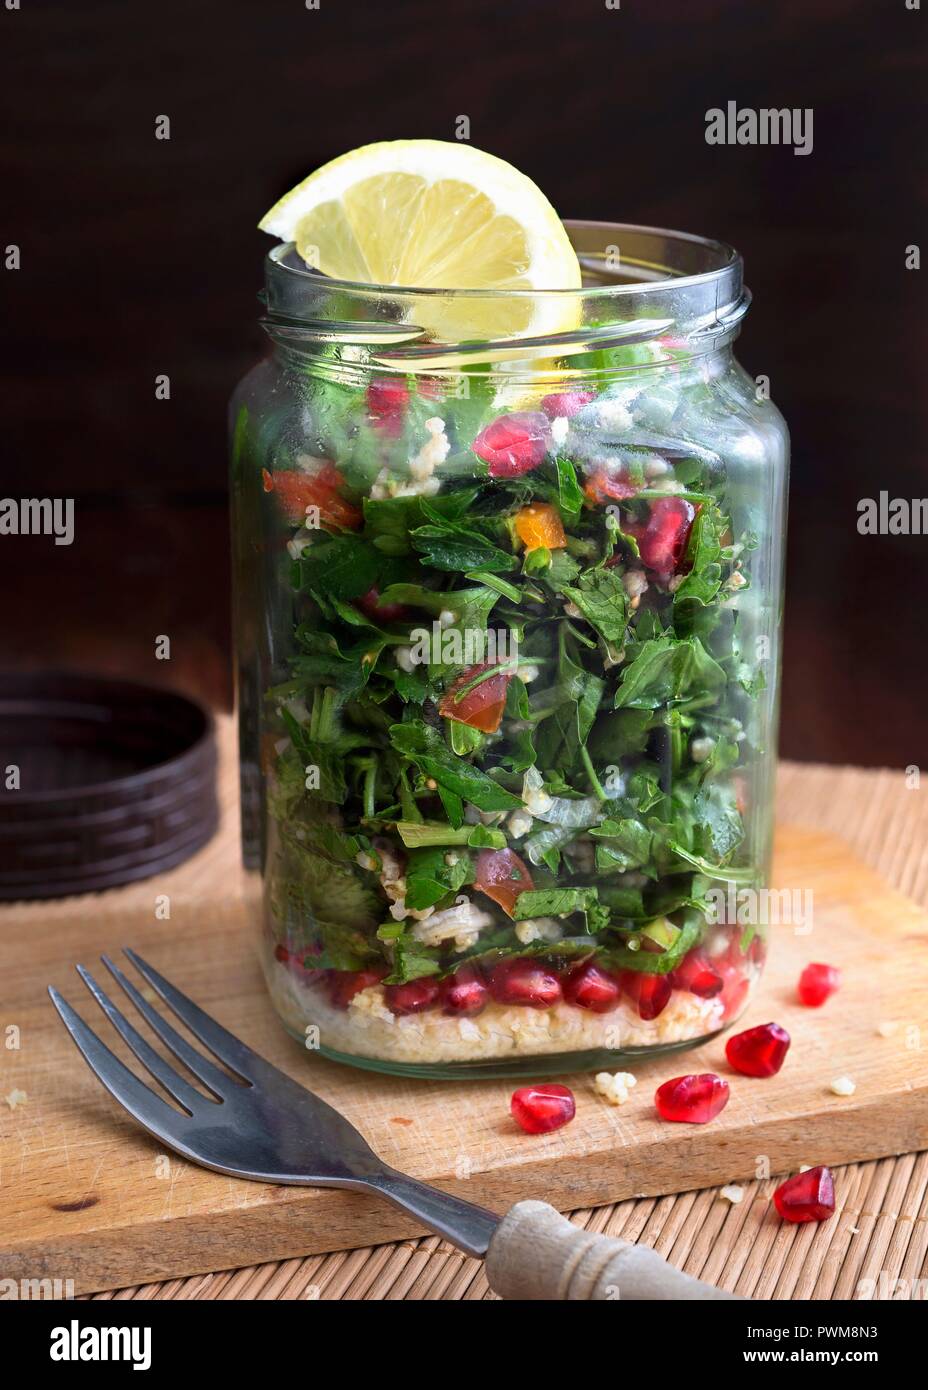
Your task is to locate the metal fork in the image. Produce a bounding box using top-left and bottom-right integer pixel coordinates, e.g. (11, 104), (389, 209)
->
(49, 951), (738, 1300)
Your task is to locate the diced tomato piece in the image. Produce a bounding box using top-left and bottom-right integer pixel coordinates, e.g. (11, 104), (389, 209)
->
(473, 412), (550, 477)
(475, 848), (534, 917)
(514, 503), (567, 552)
(583, 470), (639, 504)
(438, 663), (512, 733)
(265, 462), (361, 530)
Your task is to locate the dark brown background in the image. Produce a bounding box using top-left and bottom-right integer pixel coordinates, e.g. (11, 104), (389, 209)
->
(1, 0), (924, 765)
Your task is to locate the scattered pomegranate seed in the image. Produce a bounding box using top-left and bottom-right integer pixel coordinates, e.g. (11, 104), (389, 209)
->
(440, 966), (488, 1017)
(357, 586), (408, 624)
(384, 978), (441, 1015)
(274, 943), (290, 964)
(655, 1073), (730, 1124)
(472, 412), (550, 477)
(539, 390), (595, 420)
(773, 1166), (836, 1223)
(488, 957), (562, 1008)
(798, 962), (841, 1007)
(636, 497), (697, 577)
(672, 950), (724, 998)
(328, 967), (387, 1009)
(511, 1083), (576, 1134)
(726, 1022), (791, 1077)
(563, 961), (623, 1013)
(620, 970), (672, 1020)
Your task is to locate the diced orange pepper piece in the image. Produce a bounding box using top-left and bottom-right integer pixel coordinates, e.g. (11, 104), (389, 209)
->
(514, 502), (567, 551)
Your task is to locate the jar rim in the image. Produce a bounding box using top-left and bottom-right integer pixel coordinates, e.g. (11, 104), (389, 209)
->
(265, 219), (741, 301)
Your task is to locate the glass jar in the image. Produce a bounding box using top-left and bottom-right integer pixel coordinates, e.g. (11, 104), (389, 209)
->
(231, 223), (788, 1079)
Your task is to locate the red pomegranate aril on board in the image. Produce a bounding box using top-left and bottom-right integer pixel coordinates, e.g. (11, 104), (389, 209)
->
(621, 970), (672, 1020)
(726, 1022), (791, 1077)
(384, 978), (441, 1016)
(637, 496), (697, 576)
(563, 961), (622, 1013)
(473, 412), (550, 477)
(773, 1166), (836, 1223)
(511, 1083), (576, 1135)
(440, 966), (488, 1017)
(328, 967), (387, 1010)
(672, 950), (724, 998)
(539, 390), (595, 420)
(655, 1073), (730, 1124)
(798, 962), (841, 1007)
(489, 958), (562, 1008)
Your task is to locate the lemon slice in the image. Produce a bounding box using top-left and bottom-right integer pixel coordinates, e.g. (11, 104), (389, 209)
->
(259, 140), (581, 342)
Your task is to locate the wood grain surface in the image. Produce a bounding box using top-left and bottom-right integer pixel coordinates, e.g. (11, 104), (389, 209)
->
(1, 721), (926, 1298)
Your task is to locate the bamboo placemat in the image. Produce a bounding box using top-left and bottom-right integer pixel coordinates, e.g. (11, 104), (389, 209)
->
(57, 724), (926, 1301)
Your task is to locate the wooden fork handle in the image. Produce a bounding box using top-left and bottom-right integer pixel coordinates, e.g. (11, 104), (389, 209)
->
(485, 1201), (742, 1301)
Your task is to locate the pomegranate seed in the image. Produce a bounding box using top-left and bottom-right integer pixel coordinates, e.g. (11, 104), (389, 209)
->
(798, 962), (841, 1007)
(440, 966), (488, 1017)
(274, 943), (290, 964)
(511, 1083), (576, 1134)
(563, 961), (622, 1013)
(637, 497), (697, 577)
(384, 978), (441, 1016)
(672, 950), (723, 998)
(726, 1022), (791, 1077)
(620, 970), (672, 1020)
(473, 412), (550, 477)
(488, 957), (562, 1008)
(539, 390), (595, 420)
(655, 1073), (730, 1124)
(367, 377), (409, 419)
(328, 967), (387, 1009)
(773, 1166), (836, 1223)
(358, 586), (407, 623)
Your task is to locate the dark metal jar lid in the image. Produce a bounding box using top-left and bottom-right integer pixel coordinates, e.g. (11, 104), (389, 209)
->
(0, 672), (218, 900)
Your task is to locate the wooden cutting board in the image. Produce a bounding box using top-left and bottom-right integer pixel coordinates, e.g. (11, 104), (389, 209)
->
(2, 824), (927, 1296)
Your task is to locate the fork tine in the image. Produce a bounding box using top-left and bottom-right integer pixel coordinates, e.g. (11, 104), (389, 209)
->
(101, 955), (244, 1099)
(48, 987), (186, 1141)
(76, 965), (206, 1115)
(123, 948), (267, 1081)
